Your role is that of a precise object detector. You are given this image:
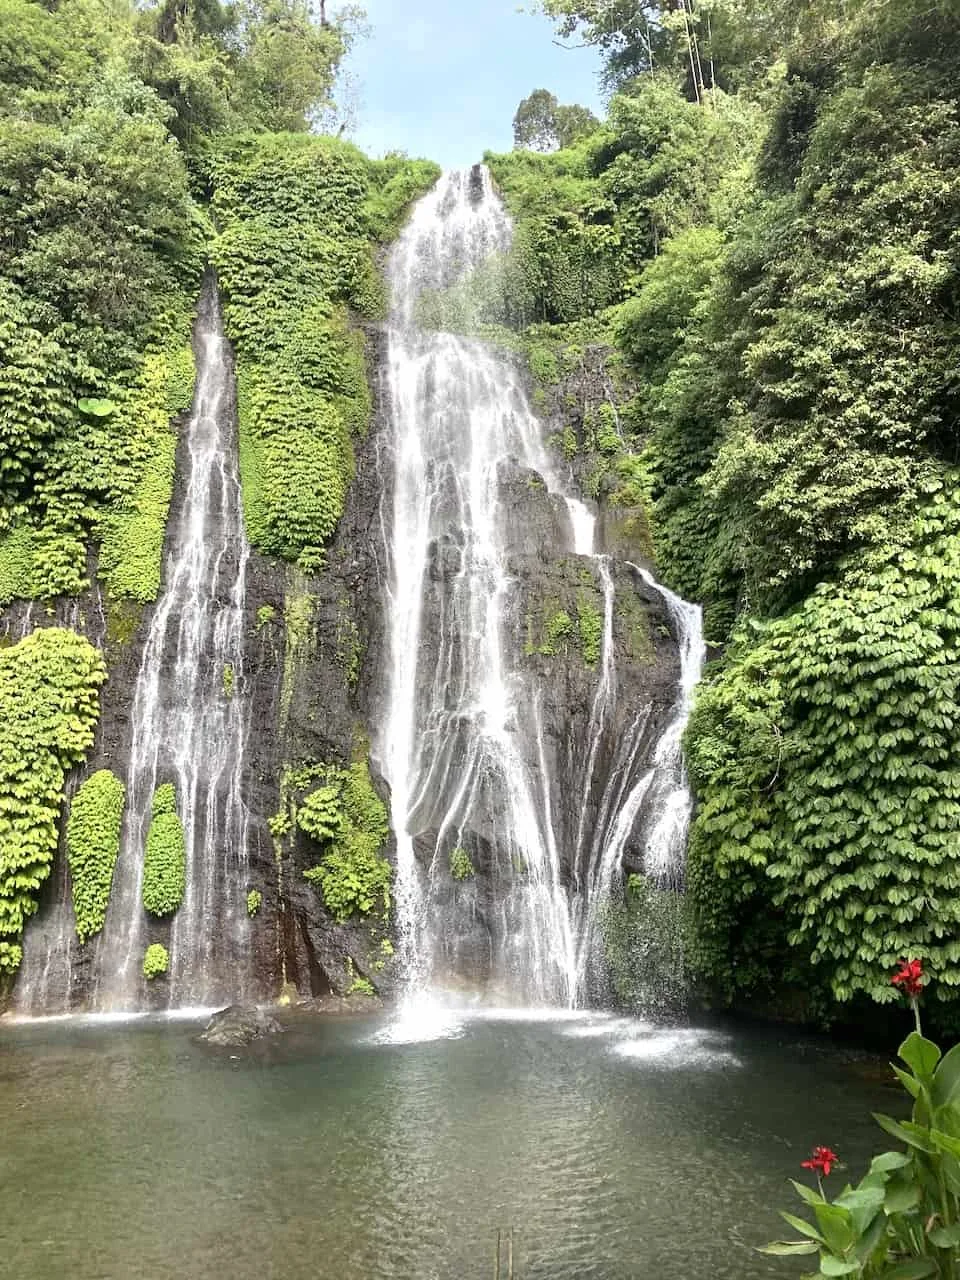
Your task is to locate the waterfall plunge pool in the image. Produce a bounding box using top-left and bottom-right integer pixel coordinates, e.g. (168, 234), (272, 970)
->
(1, 1009), (898, 1279)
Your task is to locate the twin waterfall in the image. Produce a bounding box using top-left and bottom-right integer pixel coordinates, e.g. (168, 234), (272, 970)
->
(379, 169), (704, 1010)
(14, 170), (703, 1017)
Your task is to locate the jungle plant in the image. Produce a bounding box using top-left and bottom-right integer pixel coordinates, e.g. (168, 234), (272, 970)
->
(246, 889), (262, 917)
(66, 769), (126, 944)
(0, 628), (105, 975)
(763, 963), (960, 1278)
(143, 943), (169, 980)
(449, 847), (475, 881)
(142, 783), (186, 917)
(301, 758), (392, 922)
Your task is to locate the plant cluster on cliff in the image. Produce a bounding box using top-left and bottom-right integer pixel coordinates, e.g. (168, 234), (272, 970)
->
(513, 0), (960, 1025)
(0, 629), (105, 977)
(299, 758), (392, 922)
(142, 782), (186, 916)
(66, 769), (126, 944)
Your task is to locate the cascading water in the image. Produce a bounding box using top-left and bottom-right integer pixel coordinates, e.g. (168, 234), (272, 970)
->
(18, 277), (255, 1014)
(378, 167), (705, 1011)
(92, 276), (254, 1012)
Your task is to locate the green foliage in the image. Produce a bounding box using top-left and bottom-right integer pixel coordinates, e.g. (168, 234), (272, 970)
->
(764, 1025), (960, 1277)
(142, 942), (169, 980)
(66, 768), (125, 944)
(687, 488), (960, 1011)
(449, 846), (475, 881)
(211, 133), (435, 562)
(222, 662), (234, 697)
(301, 758), (392, 922)
(255, 604), (276, 629)
(142, 784), (186, 916)
(577, 596), (603, 667)
(246, 888), (261, 917)
(0, 628), (105, 974)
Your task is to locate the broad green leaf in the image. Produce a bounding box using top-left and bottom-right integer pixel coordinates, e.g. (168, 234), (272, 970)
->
(780, 1211), (826, 1243)
(869, 1151), (911, 1174)
(813, 1204), (856, 1257)
(928, 1222), (960, 1247)
(892, 1067), (922, 1100)
(759, 1241), (820, 1257)
(929, 1128), (960, 1159)
(899, 1033), (941, 1080)
(820, 1257), (860, 1276)
(874, 1114), (935, 1153)
(875, 1262), (937, 1280)
(77, 397), (117, 418)
(933, 1043), (960, 1111)
(883, 1170), (921, 1213)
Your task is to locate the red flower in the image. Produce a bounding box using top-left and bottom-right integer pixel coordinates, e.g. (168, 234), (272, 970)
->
(892, 959), (924, 999)
(801, 1146), (839, 1177)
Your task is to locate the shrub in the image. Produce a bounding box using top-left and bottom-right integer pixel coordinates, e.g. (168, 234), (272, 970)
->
(246, 889), (262, 917)
(67, 769), (126, 944)
(143, 943), (169, 979)
(301, 758), (392, 922)
(0, 628), (105, 975)
(449, 847), (475, 881)
(142, 785), (186, 917)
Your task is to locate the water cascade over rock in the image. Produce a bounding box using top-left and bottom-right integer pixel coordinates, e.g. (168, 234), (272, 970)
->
(16, 278), (255, 1014)
(377, 167), (705, 1009)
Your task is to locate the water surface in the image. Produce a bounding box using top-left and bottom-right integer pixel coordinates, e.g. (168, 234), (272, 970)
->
(1, 1011), (901, 1279)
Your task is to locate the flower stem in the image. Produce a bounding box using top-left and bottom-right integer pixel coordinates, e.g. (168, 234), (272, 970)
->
(912, 998), (922, 1037)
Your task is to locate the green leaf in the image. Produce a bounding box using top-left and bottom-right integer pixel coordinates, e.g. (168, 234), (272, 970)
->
(758, 1241), (820, 1256)
(932, 1043), (960, 1111)
(884, 1170), (922, 1213)
(928, 1222), (960, 1247)
(820, 1258), (860, 1277)
(869, 1151), (911, 1174)
(874, 1113), (935, 1153)
(813, 1204), (856, 1257)
(899, 1033), (941, 1080)
(875, 1263), (937, 1280)
(792, 1178), (828, 1206)
(780, 1211), (826, 1243)
(892, 1067), (922, 1100)
(77, 397), (117, 418)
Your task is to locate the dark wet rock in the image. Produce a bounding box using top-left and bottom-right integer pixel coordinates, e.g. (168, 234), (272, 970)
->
(200, 1004), (284, 1046)
(295, 993), (384, 1016)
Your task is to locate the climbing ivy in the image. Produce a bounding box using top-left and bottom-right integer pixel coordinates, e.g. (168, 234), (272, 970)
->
(0, 628), (105, 976)
(66, 769), (126, 944)
(687, 487), (960, 1014)
(300, 757), (392, 922)
(142, 783), (186, 917)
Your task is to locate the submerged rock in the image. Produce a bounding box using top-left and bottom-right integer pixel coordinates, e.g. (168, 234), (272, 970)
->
(199, 1004), (283, 1046)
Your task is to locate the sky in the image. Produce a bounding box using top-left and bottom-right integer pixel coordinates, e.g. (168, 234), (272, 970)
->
(342, 1), (605, 169)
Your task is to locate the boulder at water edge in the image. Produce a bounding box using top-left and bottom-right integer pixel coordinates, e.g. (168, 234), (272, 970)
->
(199, 1005), (283, 1046)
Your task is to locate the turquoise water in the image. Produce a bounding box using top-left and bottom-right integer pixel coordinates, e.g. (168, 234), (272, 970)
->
(0, 1009), (901, 1279)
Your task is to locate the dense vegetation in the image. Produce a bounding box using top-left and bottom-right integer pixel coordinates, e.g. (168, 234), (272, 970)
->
(499, 0), (960, 1025)
(66, 769), (126, 943)
(142, 782), (186, 916)
(0, 629), (105, 975)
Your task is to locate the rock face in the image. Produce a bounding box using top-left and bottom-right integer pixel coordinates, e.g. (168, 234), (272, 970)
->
(5, 321), (684, 1015)
(199, 1004), (283, 1046)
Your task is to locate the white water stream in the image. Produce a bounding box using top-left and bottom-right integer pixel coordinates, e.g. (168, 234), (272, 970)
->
(378, 168), (705, 1012)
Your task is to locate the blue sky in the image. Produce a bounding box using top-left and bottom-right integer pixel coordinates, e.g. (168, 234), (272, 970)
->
(343, 1), (605, 169)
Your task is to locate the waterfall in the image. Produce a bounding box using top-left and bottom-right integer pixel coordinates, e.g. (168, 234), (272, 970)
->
(14, 276), (255, 1016)
(88, 276), (254, 1012)
(378, 167), (705, 1010)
